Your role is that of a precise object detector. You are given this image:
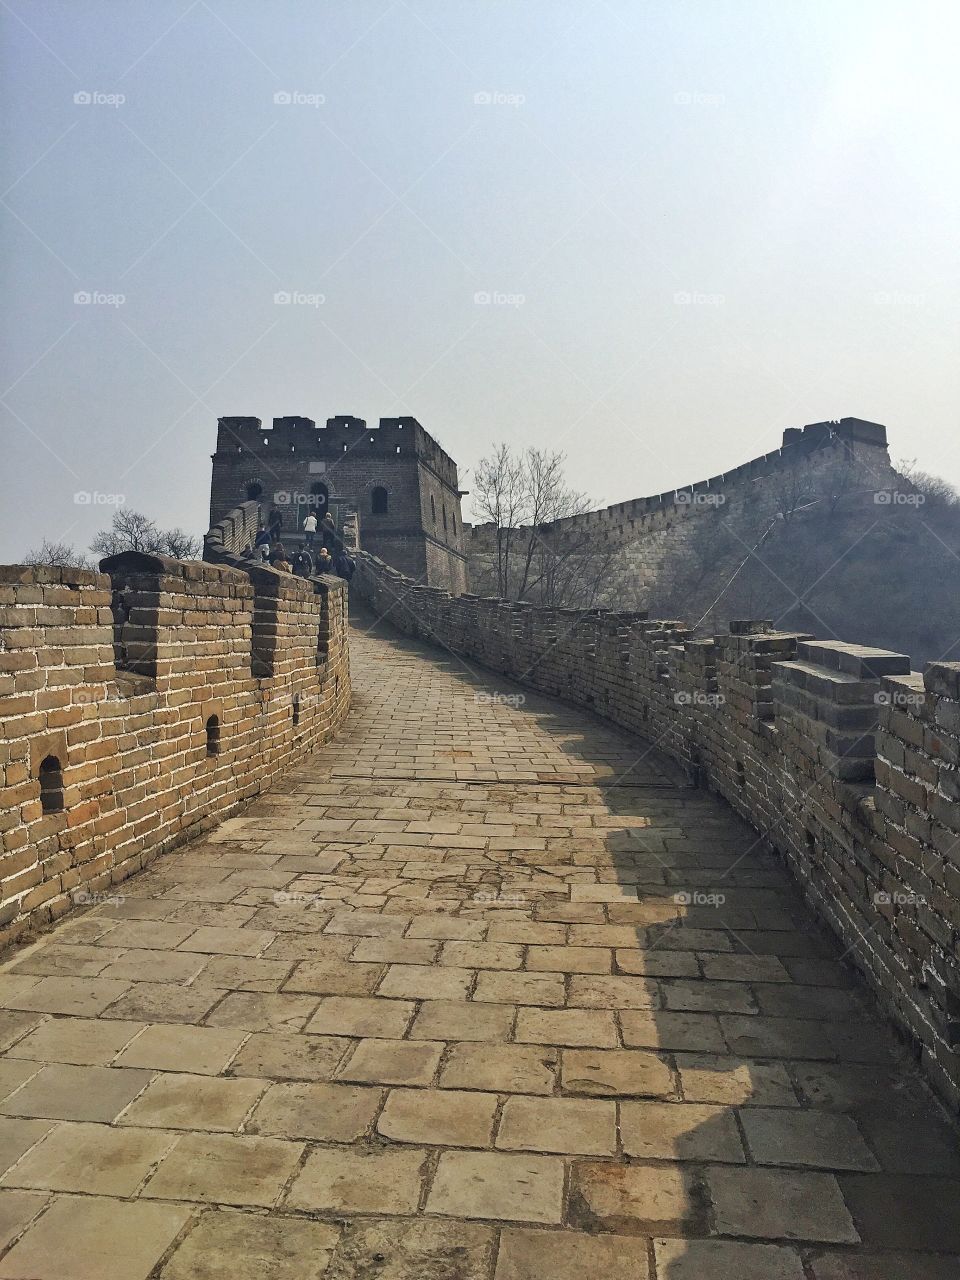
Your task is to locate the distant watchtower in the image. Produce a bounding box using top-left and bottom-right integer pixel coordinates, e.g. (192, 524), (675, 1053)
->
(209, 414), (468, 592)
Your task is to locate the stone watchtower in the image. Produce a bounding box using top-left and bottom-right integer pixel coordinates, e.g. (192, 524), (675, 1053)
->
(209, 414), (468, 593)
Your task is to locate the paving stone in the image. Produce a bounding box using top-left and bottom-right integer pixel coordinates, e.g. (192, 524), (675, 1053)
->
(741, 1108), (880, 1171)
(473, 972), (565, 1006)
(103, 982), (224, 1024)
(806, 1250), (960, 1279)
(0, 1195), (191, 1280)
(285, 1145), (426, 1214)
(0, 1189), (48, 1252)
(247, 1081), (382, 1141)
(379, 964), (473, 1000)
(337, 1038), (443, 1086)
(0, 1012), (44, 1054)
(700, 955), (792, 983)
(569, 1162), (702, 1234)
(304, 996), (415, 1039)
(619, 1009), (726, 1052)
(515, 1007), (618, 1047)
(119, 1073), (267, 1131)
(99, 949), (208, 984)
(0, 1063), (152, 1123)
(226, 1032), (349, 1081)
(654, 1238), (805, 1279)
(561, 1048), (674, 1097)
(497, 1095), (616, 1155)
(621, 1100), (745, 1162)
(3, 1017), (142, 1067)
(378, 1087), (497, 1147)
(0, 1119), (53, 1177)
(113, 1024), (246, 1075)
(195, 955), (293, 992)
(406, 917), (487, 941)
(99, 921), (199, 951)
(568, 975), (657, 1009)
(5, 977), (131, 1018)
(142, 1132), (304, 1206)
(351, 937), (439, 964)
(709, 1167), (860, 1243)
(326, 912), (409, 939)
(616, 949), (700, 977)
(178, 926), (276, 956)
(325, 1218), (495, 1280)
(526, 945), (610, 973)
(836, 1175), (960, 1251)
(427, 1150), (564, 1223)
(663, 979), (758, 1014)
(440, 941), (523, 970)
(205, 992), (318, 1033)
(496, 1227), (650, 1279)
(409, 1000), (515, 1042)
(1, 1121), (177, 1195)
(160, 1212), (340, 1280)
(440, 1044), (558, 1094)
(676, 1054), (799, 1106)
(283, 959), (384, 996)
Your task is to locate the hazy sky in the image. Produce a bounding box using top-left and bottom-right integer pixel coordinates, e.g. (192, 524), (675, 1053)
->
(2, 0), (958, 561)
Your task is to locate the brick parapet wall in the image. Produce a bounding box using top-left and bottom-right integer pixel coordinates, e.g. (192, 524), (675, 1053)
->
(0, 554), (350, 950)
(353, 550), (960, 1111)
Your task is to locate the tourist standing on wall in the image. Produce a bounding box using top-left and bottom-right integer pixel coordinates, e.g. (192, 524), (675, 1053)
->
(303, 510), (318, 547)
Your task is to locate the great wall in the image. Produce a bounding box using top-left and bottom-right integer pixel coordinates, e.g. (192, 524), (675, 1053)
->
(0, 414), (958, 1273)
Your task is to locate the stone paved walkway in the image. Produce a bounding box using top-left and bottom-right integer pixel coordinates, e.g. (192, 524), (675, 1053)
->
(0, 611), (957, 1279)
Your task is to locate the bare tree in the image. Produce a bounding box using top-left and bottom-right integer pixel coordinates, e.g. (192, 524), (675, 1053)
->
(89, 509), (201, 560)
(471, 445), (614, 607)
(22, 539), (93, 569)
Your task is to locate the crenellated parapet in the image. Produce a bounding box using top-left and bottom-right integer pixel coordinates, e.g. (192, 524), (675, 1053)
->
(0, 556), (351, 950)
(352, 551), (960, 1111)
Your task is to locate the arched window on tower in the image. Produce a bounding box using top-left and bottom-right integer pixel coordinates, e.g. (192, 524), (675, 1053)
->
(430, 495), (436, 524)
(371, 487), (388, 515)
(38, 755), (64, 814)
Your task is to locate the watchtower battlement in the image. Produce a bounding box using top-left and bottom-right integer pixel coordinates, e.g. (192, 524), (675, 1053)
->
(210, 413), (467, 593)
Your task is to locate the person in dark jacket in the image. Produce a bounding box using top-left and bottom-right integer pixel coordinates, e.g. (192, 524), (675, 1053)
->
(333, 550), (355, 581)
(315, 547), (334, 575)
